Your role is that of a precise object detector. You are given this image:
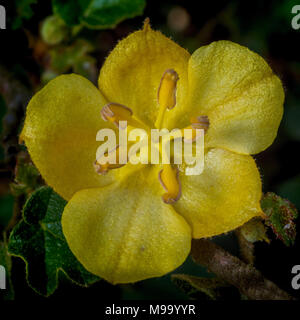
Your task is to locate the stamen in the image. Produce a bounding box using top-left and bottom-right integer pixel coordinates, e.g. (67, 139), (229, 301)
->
(94, 145), (127, 175)
(183, 115), (210, 143)
(155, 69), (179, 129)
(190, 116), (210, 133)
(158, 165), (181, 204)
(101, 102), (148, 130)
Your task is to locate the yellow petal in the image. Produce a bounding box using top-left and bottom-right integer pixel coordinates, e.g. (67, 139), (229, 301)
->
(98, 22), (190, 128)
(170, 41), (284, 154)
(173, 148), (262, 238)
(62, 167), (191, 284)
(21, 74), (115, 200)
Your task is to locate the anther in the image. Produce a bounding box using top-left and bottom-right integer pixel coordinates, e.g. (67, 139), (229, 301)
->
(155, 69), (179, 129)
(94, 145), (127, 175)
(183, 115), (210, 143)
(101, 102), (148, 130)
(158, 165), (181, 204)
(190, 116), (210, 133)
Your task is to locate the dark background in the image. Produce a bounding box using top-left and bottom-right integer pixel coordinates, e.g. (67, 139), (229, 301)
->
(0, 0), (300, 300)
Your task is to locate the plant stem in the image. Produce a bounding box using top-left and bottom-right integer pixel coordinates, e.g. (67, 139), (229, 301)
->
(191, 239), (294, 300)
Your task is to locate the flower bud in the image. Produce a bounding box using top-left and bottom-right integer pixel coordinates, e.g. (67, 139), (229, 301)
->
(41, 15), (69, 45)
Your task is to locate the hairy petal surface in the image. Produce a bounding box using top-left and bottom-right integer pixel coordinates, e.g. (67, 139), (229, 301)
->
(21, 74), (114, 200)
(170, 41), (284, 154)
(173, 148), (262, 238)
(99, 24), (190, 127)
(62, 167), (191, 284)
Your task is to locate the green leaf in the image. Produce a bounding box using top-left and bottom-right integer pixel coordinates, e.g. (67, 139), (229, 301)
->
(261, 192), (298, 246)
(52, 0), (83, 26)
(80, 0), (146, 29)
(171, 274), (230, 300)
(8, 187), (100, 296)
(52, 0), (146, 29)
(13, 0), (37, 29)
(0, 241), (14, 300)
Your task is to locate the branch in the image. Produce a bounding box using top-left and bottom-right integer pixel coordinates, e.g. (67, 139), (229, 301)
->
(235, 229), (255, 264)
(191, 239), (294, 300)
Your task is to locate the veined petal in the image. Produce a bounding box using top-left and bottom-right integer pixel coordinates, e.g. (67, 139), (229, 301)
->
(62, 167), (191, 284)
(173, 148), (262, 238)
(21, 74), (115, 200)
(169, 41), (284, 155)
(98, 22), (190, 128)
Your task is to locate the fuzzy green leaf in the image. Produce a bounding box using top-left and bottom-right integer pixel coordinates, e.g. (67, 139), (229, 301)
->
(52, 0), (146, 29)
(8, 187), (100, 296)
(261, 192), (298, 246)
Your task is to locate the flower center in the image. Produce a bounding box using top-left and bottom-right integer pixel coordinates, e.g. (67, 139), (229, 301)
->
(95, 69), (210, 204)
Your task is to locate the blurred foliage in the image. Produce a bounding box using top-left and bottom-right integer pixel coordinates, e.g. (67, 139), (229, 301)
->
(40, 15), (69, 45)
(0, 194), (14, 228)
(13, 0), (37, 29)
(44, 38), (98, 83)
(0, 95), (5, 161)
(278, 175), (300, 209)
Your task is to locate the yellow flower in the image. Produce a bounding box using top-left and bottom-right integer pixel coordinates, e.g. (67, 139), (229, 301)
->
(21, 21), (284, 284)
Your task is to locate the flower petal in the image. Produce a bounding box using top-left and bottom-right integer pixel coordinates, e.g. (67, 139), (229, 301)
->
(62, 167), (191, 284)
(98, 23), (190, 127)
(21, 74), (115, 200)
(169, 41), (284, 154)
(173, 148), (262, 238)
